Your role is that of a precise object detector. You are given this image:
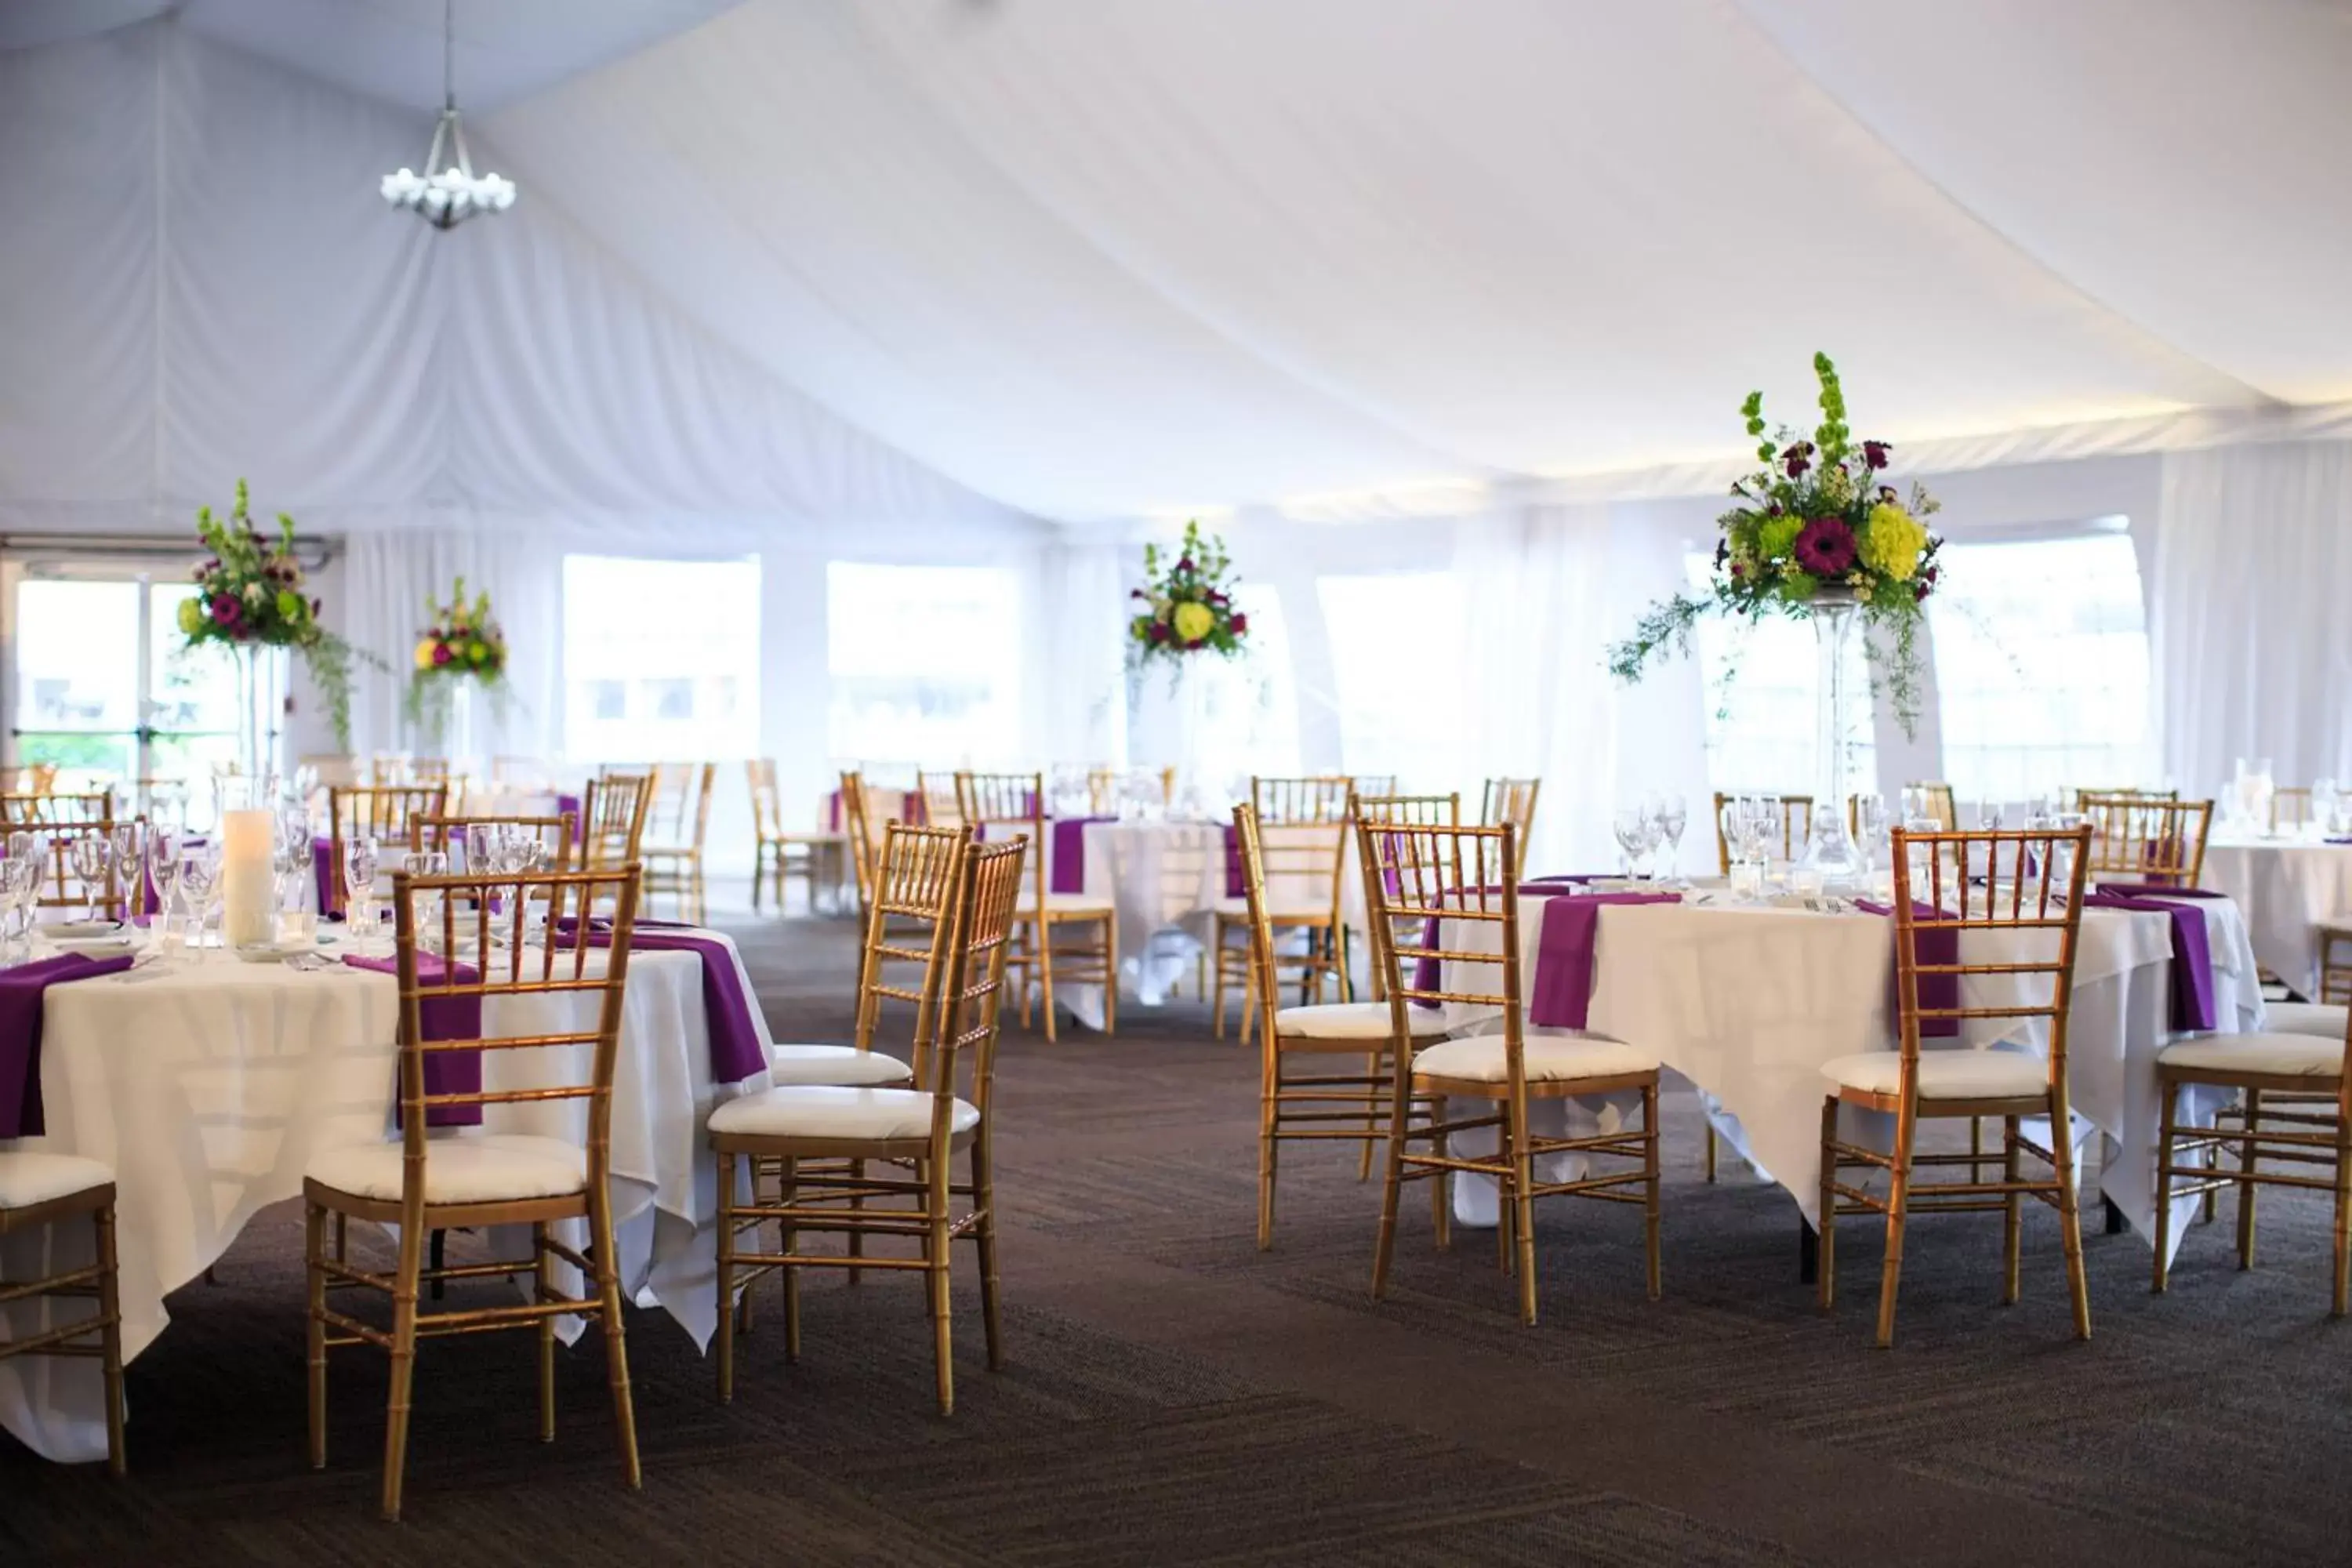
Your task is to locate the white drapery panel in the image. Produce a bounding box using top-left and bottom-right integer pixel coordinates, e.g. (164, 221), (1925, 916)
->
(2150, 442), (2352, 795)
(1028, 540), (1129, 769)
(0, 21), (1033, 543)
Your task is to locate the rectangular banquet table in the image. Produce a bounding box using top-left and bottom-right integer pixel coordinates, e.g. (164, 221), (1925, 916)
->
(2201, 834), (2352, 1000)
(0, 925), (773, 1465)
(1436, 888), (2263, 1252)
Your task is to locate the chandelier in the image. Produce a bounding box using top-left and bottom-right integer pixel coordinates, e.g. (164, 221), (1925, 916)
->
(379, 0), (515, 229)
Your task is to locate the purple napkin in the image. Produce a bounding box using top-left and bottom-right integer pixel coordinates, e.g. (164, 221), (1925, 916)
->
(1527, 892), (1682, 1029)
(2081, 891), (2216, 1032)
(343, 953), (485, 1127)
(555, 919), (764, 1084)
(555, 793), (583, 844)
(1051, 817), (1113, 895)
(1222, 824), (1244, 898)
(0, 952), (137, 1138)
(1857, 900), (1962, 1040)
(2090, 881), (2225, 899)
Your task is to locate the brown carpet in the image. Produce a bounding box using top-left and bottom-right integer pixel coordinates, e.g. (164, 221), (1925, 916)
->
(7, 912), (2352, 1566)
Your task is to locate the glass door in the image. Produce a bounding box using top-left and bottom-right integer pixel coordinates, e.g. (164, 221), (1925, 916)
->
(5, 564), (249, 800)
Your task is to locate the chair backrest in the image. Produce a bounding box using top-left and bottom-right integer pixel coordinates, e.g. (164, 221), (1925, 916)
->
(1709, 792), (1814, 873)
(22, 819), (129, 916)
(2271, 786), (2314, 833)
(1354, 791), (1461, 890)
(915, 769), (968, 829)
(2078, 794), (2214, 887)
(1354, 817), (1524, 1084)
(839, 771), (882, 915)
(0, 790), (113, 829)
(955, 770), (1047, 905)
(747, 759), (785, 843)
(644, 763), (715, 850)
(1352, 775), (1399, 798)
(1479, 778), (1541, 869)
(2066, 785), (2176, 810)
(579, 773), (655, 869)
(409, 814), (576, 874)
(920, 834), (1029, 1107)
(373, 756), (452, 787)
(1253, 775), (1353, 826)
(1904, 781), (1958, 830)
(328, 786), (449, 916)
(1885, 826), (2092, 1091)
(854, 822), (972, 1055)
(384, 863), (644, 1225)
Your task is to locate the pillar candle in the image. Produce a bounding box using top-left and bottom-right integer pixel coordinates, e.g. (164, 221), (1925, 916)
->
(220, 809), (276, 948)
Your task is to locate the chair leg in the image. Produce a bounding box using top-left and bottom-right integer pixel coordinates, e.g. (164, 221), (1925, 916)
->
(1642, 1080), (1662, 1301)
(1872, 1102), (1915, 1349)
(1258, 1049), (1280, 1251)
(534, 1221), (557, 1439)
(750, 846), (764, 911)
(1428, 1092), (1450, 1252)
(847, 1158), (867, 1287)
(927, 1157), (956, 1417)
(2334, 1105), (2352, 1318)
(780, 1156), (802, 1362)
(1509, 1094), (1539, 1327)
(96, 1200), (125, 1478)
(2153, 1077), (2180, 1293)
(972, 1136), (1004, 1371)
(2049, 1082), (2092, 1341)
(2002, 1114), (2023, 1305)
(1038, 915), (1059, 1044)
(306, 1202), (328, 1471)
(2236, 1089), (2261, 1271)
(1357, 1051), (1378, 1181)
(379, 1210), (426, 1522)
(1370, 1081), (1410, 1301)
(1817, 1097), (1838, 1312)
(1210, 919), (1231, 1038)
(1240, 953), (1258, 1049)
(590, 1185), (643, 1490)
(716, 1151), (739, 1403)
(1102, 913), (1119, 1036)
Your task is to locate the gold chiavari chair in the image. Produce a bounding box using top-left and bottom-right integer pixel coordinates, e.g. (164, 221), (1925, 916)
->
(302, 862), (648, 1520)
(640, 762), (716, 923)
(1083, 764), (1179, 814)
(2064, 785), (2177, 810)
(372, 756), (453, 787)
(2078, 793), (2214, 887)
(0, 789), (114, 829)
(1479, 778), (1541, 874)
(710, 829), (1024, 1414)
(838, 771), (886, 921)
(2271, 786), (2316, 835)
(1240, 802), (1452, 1247)
(0, 796), (126, 920)
(408, 813), (575, 873)
(1904, 781), (1958, 829)
(749, 758), (846, 915)
(1708, 791), (1813, 874)
(1363, 820), (1662, 1324)
(1210, 776), (1355, 1038)
(0, 1152), (125, 1475)
(2152, 973), (2352, 1308)
(1817, 824), (2095, 1347)
(957, 770), (1118, 1041)
(915, 768), (969, 829)
(579, 772), (655, 872)
(326, 786), (448, 919)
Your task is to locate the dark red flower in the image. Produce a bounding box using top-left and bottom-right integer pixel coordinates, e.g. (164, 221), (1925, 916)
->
(1175, 557), (1194, 574)
(1793, 516), (1857, 576)
(1915, 582), (1932, 602)
(1863, 440), (1892, 470)
(1229, 612), (1248, 634)
(1148, 621), (1170, 644)
(210, 593), (241, 626)
(1782, 441), (1814, 479)
(431, 641), (452, 666)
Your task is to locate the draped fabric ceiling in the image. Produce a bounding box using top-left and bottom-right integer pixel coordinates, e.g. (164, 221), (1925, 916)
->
(5, 0), (2350, 532)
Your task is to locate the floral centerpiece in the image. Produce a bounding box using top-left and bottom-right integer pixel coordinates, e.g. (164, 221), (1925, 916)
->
(405, 577), (508, 744)
(178, 479), (361, 753)
(1606, 352), (1942, 730)
(1127, 520), (1250, 676)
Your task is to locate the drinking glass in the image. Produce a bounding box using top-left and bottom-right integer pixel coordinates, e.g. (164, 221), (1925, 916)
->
(179, 846), (221, 949)
(69, 834), (110, 924)
(1654, 793), (1687, 881)
(0, 860), (31, 962)
(147, 826), (183, 939)
(1612, 807), (1651, 879)
(1853, 793), (1888, 873)
(344, 836), (381, 937)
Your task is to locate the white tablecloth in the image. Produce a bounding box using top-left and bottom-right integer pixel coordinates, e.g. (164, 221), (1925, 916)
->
(0, 927), (771, 1464)
(2202, 835), (2352, 998)
(1439, 893), (2262, 1252)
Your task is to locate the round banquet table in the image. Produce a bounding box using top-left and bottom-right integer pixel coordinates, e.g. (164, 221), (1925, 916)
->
(2201, 834), (2352, 999)
(0, 927), (772, 1465)
(1437, 889), (2263, 1255)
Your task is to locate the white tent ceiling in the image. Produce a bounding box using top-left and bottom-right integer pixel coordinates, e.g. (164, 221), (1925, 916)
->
(9, 0), (2351, 525)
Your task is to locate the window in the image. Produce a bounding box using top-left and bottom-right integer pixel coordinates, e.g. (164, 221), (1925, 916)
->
(1929, 530), (2150, 804)
(1316, 572), (1464, 787)
(826, 564), (1023, 768)
(561, 556), (761, 762)
(1184, 581), (1301, 783)
(1684, 556), (1875, 797)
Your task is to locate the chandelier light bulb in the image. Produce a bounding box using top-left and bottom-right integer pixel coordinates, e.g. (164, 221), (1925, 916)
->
(379, 0), (514, 231)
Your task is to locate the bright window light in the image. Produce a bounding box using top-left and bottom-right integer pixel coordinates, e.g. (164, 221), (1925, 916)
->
(1316, 572), (1465, 788)
(562, 556), (761, 763)
(826, 564), (1023, 769)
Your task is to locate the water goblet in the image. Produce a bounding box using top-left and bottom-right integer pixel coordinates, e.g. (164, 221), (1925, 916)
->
(1611, 806), (1650, 879)
(343, 836), (381, 937)
(1655, 793), (1688, 882)
(69, 833), (110, 925)
(178, 847), (220, 950)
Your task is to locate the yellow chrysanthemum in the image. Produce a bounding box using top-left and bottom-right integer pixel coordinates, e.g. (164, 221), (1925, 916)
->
(1862, 503), (1926, 579)
(176, 597), (204, 636)
(1171, 601), (1215, 643)
(414, 639), (439, 670)
(1757, 515), (1802, 561)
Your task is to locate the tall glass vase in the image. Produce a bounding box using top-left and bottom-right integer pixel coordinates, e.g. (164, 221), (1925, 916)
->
(1798, 587), (1867, 890)
(230, 641), (288, 786)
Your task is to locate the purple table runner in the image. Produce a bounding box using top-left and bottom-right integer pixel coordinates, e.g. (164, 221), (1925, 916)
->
(558, 919), (766, 1084)
(2081, 891), (2216, 1033)
(1526, 892), (1682, 1029)
(0, 952), (137, 1138)
(1051, 818), (1116, 895)
(1856, 900), (1962, 1040)
(342, 953), (485, 1127)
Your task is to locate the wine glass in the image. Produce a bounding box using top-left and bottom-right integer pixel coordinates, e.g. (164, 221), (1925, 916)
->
(109, 822), (140, 913)
(1854, 792), (1888, 873)
(69, 833), (110, 925)
(147, 826), (183, 936)
(1612, 806), (1652, 879)
(1654, 793), (1688, 882)
(411, 849), (451, 947)
(343, 836), (380, 938)
(0, 860), (31, 962)
(178, 844), (220, 949)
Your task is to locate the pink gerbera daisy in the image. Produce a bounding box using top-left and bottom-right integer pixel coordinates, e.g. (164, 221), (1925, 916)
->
(1794, 516), (1857, 577)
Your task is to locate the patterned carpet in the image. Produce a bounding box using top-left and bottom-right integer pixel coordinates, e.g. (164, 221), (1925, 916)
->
(7, 911), (2350, 1565)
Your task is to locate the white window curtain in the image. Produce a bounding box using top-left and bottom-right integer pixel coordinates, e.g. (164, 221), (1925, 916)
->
(2148, 441), (2352, 794)
(1028, 539), (1129, 769)
(337, 529), (565, 763)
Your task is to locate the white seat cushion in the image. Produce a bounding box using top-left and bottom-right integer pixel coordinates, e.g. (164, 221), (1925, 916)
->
(2158, 1032), (2346, 1078)
(708, 1085), (980, 1143)
(0, 1151), (114, 1209)
(2263, 1002), (2348, 1040)
(306, 1134), (587, 1204)
(1412, 1033), (1657, 1083)
(767, 1043), (914, 1087)
(1018, 889), (1115, 917)
(1275, 1001), (1450, 1041)
(1821, 1050), (2048, 1100)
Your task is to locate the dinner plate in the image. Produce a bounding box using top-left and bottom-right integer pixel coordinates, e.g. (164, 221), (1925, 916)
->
(232, 942), (314, 964)
(46, 920), (125, 941)
(52, 933), (137, 956)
